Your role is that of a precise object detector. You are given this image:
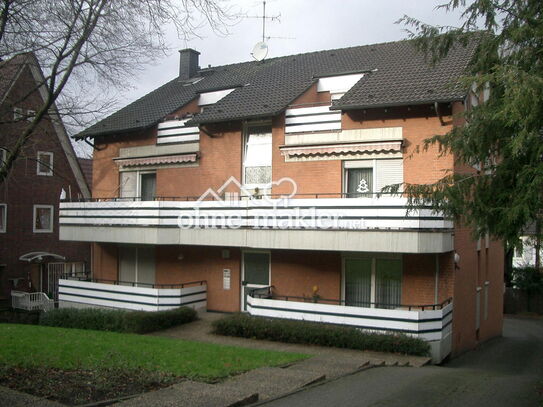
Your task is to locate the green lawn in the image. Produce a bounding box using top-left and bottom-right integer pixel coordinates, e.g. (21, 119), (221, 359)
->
(0, 324), (308, 380)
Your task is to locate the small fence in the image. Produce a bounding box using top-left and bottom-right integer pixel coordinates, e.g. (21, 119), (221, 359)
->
(58, 279), (207, 312)
(504, 287), (543, 314)
(11, 291), (54, 312)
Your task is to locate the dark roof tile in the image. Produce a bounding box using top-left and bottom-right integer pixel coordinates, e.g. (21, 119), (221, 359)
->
(78, 38), (477, 138)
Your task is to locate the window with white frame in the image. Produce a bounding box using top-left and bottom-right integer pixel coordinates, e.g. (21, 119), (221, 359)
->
(119, 170), (156, 200)
(243, 124), (272, 187)
(36, 151), (53, 176)
(0, 204), (6, 233)
(33, 205), (54, 233)
(13, 107), (23, 121)
(343, 159), (403, 198)
(27, 109), (35, 122)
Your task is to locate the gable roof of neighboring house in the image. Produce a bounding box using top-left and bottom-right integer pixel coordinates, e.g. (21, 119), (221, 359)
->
(0, 53), (91, 198)
(77, 37), (478, 139)
(0, 54), (29, 104)
(77, 158), (93, 189)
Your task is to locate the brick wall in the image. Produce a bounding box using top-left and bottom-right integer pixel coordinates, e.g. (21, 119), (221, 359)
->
(0, 64), (90, 298)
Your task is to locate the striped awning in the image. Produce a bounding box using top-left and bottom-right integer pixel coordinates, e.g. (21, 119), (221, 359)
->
(116, 153), (198, 167)
(280, 141), (402, 158)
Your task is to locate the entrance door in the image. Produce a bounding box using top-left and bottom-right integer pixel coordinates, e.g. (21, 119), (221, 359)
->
(241, 251), (270, 311)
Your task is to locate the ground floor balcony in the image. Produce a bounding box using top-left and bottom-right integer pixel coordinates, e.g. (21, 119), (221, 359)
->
(58, 278), (207, 312)
(59, 196), (453, 253)
(246, 288), (452, 363)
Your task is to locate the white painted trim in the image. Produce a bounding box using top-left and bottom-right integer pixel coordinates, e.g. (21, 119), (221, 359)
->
(156, 134), (200, 144)
(36, 151), (54, 176)
(33, 204), (54, 233)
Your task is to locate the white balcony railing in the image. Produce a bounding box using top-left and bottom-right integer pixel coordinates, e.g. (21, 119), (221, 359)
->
(59, 196), (452, 231)
(246, 291), (453, 363)
(58, 279), (207, 312)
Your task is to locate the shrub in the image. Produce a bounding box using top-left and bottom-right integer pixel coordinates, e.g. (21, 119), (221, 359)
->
(39, 307), (197, 333)
(0, 309), (41, 325)
(511, 267), (543, 294)
(212, 313), (430, 356)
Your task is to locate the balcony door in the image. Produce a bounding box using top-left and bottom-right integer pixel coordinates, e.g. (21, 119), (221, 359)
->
(119, 246), (155, 287)
(343, 256), (402, 308)
(120, 170), (156, 200)
(241, 251), (270, 311)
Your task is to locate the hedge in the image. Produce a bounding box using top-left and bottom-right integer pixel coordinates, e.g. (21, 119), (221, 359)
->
(39, 306), (197, 334)
(212, 313), (430, 356)
(0, 309), (41, 325)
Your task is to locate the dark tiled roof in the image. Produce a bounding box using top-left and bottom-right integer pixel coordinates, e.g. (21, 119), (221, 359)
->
(0, 54), (30, 102)
(78, 38), (477, 138)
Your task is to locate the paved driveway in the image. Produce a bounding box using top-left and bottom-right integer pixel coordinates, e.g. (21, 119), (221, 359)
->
(260, 316), (543, 407)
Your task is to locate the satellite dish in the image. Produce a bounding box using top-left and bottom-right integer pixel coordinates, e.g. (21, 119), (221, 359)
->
(251, 41), (268, 61)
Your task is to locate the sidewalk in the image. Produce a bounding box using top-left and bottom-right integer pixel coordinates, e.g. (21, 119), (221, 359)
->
(116, 312), (430, 406)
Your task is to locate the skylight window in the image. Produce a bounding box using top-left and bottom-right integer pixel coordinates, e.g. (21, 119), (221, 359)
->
(198, 88), (236, 107)
(317, 73), (364, 99)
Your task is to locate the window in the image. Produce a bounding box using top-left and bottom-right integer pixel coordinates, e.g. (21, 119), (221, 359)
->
(119, 170), (156, 200)
(13, 107), (23, 121)
(140, 173), (156, 201)
(345, 168), (373, 197)
(27, 109), (35, 122)
(343, 256), (402, 308)
(0, 204), (6, 233)
(0, 148), (6, 169)
(119, 246), (155, 286)
(243, 124), (272, 187)
(33, 205), (54, 233)
(37, 151), (53, 176)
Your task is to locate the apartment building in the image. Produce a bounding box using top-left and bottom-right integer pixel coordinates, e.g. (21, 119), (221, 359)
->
(58, 40), (504, 362)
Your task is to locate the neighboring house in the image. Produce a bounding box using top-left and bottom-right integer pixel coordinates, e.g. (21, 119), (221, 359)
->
(0, 53), (91, 301)
(59, 41), (504, 363)
(513, 223), (542, 268)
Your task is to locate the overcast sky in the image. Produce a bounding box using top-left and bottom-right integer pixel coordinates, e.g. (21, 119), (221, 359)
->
(74, 0), (465, 155)
(121, 0), (464, 104)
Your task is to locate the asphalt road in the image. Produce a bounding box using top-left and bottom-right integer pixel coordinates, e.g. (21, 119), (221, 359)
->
(261, 317), (543, 407)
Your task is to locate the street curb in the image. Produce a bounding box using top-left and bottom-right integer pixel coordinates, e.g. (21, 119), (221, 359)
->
(247, 363), (377, 406)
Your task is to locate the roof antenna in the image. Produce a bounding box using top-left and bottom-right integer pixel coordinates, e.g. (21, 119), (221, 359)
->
(246, 1), (281, 61)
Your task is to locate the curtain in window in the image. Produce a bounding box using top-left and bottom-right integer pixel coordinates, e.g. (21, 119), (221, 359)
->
(244, 126), (272, 185)
(344, 258), (372, 306)
(375, 259), (402, 308)
(35, 207), (51, 230)
(346, 168), (373, 197)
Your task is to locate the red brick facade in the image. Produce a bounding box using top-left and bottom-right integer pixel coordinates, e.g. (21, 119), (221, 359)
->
(0, 57), (91, 299)
(87, 59), (503, 357)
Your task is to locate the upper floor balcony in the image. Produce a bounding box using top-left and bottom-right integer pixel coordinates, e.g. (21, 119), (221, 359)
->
(59, 193), (453, 253)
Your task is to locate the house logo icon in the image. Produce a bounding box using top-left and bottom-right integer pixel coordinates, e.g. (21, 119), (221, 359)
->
(196, 176), (298, 206)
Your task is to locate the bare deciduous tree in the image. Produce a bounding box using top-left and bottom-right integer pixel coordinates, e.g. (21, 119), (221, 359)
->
(0, 0), (237, 181)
